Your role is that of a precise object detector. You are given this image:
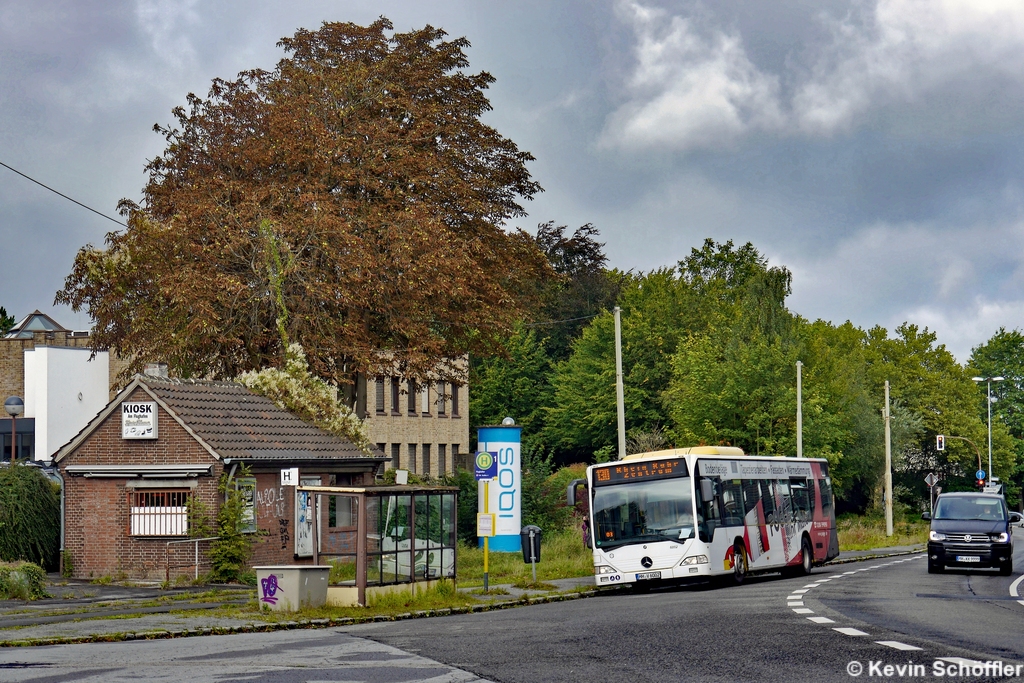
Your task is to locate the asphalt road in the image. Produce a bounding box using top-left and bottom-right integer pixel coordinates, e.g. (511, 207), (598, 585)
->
(3, 540), (1024, 682)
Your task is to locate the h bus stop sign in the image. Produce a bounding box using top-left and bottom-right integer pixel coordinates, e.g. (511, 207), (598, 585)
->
(475, 451), (497, 480)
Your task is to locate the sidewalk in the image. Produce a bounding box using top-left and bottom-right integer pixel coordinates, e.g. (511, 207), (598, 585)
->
(0, 545), (923, 646)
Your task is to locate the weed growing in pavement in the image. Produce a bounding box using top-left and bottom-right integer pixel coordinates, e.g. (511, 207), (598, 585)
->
(511, 578), (558, 591)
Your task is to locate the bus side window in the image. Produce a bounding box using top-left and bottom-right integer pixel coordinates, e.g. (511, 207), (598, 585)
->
(695, 477), (721, 542)
(776, 479), (793, 524)
(741, 480), (760, 517)
(818, 478), (833, 518)
(759, 479), (776, 524)
(721, 480), (744, 527)
(790, 478), (812, 522)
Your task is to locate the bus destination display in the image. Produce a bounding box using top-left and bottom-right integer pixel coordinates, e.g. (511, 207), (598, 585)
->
(594, 458), (687, 485)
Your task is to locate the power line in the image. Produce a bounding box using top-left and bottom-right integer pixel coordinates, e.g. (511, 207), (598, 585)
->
(524, 313), (601, 327)
(0, 159), (127, 227)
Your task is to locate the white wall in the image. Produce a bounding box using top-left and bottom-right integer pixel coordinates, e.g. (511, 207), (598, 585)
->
(23, 347), (109, 460)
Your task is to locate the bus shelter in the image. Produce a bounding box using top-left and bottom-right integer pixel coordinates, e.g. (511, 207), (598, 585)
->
(298, 484), (458, 607)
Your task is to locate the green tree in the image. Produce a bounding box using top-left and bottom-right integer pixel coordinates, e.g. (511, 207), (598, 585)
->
(969, 327), (1024, 504)
(865, 323), (1012, 502)
(531, 222), (621, 361)
(469, 325), (553, 451)
(0, 464), (60, 569)
(0, 307), (14, 336)
(57, 18), (551, 385)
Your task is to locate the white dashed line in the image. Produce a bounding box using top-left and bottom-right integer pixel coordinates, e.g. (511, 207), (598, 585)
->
(937, 657), (985, 667)
(792, 608), (814, 614)
(1008, 574), (1024, 606)
(791, 589), (809, 594)
(834, 627), (869, 637)
(876, 641), (922, 651)
(803, 584), (819, 588)
(788, 602), (804, 607)
(807, 616), (835, 624)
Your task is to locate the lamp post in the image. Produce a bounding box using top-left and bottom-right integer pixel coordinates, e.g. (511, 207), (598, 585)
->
(4, 396), (24, 462)
(971, 376), (1004, 484)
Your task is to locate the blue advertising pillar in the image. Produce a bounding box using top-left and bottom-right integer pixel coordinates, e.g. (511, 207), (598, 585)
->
(477, 424), (521, 552)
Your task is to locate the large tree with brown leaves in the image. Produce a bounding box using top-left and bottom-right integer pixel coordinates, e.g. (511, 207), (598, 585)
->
(57, 18), (550, 384)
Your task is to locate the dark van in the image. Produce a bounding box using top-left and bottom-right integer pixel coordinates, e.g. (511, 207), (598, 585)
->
(922, 492), (1022, 575)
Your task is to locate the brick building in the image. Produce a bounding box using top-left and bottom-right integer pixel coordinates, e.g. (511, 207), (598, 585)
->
(362, 373), (471, 477)
(54, 373), (386, 580)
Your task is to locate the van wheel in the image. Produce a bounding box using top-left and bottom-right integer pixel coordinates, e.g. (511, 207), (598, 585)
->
(732, 542), (748, 584)
(1000, 559), (1013, 576)
(928, 558), (943, 574)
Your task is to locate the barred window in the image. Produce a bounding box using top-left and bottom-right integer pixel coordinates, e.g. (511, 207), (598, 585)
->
(129, 489), (189, 536)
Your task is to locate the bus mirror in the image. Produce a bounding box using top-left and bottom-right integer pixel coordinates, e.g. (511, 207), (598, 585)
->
(567, 479), (586, 507)
(700, 478), (716, 501)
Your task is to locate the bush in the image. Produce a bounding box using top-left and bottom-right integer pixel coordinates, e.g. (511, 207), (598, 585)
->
(442, 469), (478, 545)
(209, 466), (258, 582)
(0, 561), (49, 600)
(0, 464), (60, 570)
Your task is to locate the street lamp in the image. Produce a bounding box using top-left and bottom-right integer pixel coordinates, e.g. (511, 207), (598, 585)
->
(4, 396), (24, 462)
(971, 376), (1004, 484)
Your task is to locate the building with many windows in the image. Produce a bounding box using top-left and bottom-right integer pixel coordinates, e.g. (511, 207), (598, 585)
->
(363, 375), (470, 478)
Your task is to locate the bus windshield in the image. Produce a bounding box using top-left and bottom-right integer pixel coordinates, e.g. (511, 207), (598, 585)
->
(592, 477), (694, 549)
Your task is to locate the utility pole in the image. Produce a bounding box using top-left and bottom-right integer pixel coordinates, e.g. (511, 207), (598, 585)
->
(614, 306), (626, 460)
(796, 361), (803, 459)
(884, 380), (893, 537)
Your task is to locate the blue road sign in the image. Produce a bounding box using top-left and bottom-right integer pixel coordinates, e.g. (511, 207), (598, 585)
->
(977, 469), (986, 480)
(475, 451), (498, 480)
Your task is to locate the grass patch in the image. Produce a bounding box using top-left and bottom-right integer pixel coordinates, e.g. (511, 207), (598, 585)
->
(456, 529), (592, 587)
(838, 515), (928, 551)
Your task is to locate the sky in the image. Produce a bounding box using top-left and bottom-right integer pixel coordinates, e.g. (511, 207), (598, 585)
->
(2, 0), (1024, 362)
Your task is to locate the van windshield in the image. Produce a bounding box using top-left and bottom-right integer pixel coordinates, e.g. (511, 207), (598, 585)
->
(934, 496), (1006, 521)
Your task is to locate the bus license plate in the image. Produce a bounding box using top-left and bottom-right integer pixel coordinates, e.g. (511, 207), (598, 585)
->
(635, 571), (661, 580)
(955, 556), (980, 563)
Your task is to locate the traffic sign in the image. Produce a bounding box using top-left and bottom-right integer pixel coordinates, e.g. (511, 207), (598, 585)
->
(475, 451), (498, 480)
(976, 469), (986, 480)
(924, 473), (939, 487)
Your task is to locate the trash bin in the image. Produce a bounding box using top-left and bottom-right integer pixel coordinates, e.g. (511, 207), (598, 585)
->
(520, 525), (542, 564)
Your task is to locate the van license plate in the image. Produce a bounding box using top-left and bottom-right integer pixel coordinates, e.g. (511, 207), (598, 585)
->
(955, 556), (980, 563)
(635, 571), (661, 580)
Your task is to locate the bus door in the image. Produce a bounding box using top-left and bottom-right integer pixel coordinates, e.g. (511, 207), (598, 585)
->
(695, 476), (722, 543)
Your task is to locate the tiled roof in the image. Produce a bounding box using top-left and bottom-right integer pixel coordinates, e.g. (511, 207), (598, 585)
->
(142, 377), (383, 462)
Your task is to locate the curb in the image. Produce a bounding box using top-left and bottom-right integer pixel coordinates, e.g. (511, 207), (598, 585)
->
(822, 547), (925, 566)
(0, 589), (604, 648)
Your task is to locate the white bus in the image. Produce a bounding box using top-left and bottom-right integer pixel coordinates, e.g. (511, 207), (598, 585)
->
(568, 447), (839, 586)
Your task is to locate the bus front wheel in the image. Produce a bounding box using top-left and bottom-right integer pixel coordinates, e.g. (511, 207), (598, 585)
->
(731, 542), (748, 584)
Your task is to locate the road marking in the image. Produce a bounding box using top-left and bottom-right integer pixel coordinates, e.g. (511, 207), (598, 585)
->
(842, 571), (857, 575)
(787, 601), (804, 607)
(792, 608), (814, 614)
(876, 641), (922, 651)
(791, 589), (809, 594)
(834, 627), (869, 636)
(807, 616), (835, 624)
(937, 657), (985, 667)
(803, 584), (819, 588)
(1009, 574), (1024, 606)
(814, 578), (831, 582)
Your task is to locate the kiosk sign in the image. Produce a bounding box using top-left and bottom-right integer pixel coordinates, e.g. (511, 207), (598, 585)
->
(121, 402), (158, 439)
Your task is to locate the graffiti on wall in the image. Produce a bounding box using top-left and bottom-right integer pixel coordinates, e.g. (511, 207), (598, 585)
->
(257, 486), (287, 518)
(278, 519), (290, 550)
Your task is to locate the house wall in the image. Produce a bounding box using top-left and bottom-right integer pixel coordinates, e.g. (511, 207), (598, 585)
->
(1, 330), (130, 461)
(24, 346), (110, 460)
(364, 379), (470, 477)
(59, 387), (223, 580)
(246, 469), (372, 567)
